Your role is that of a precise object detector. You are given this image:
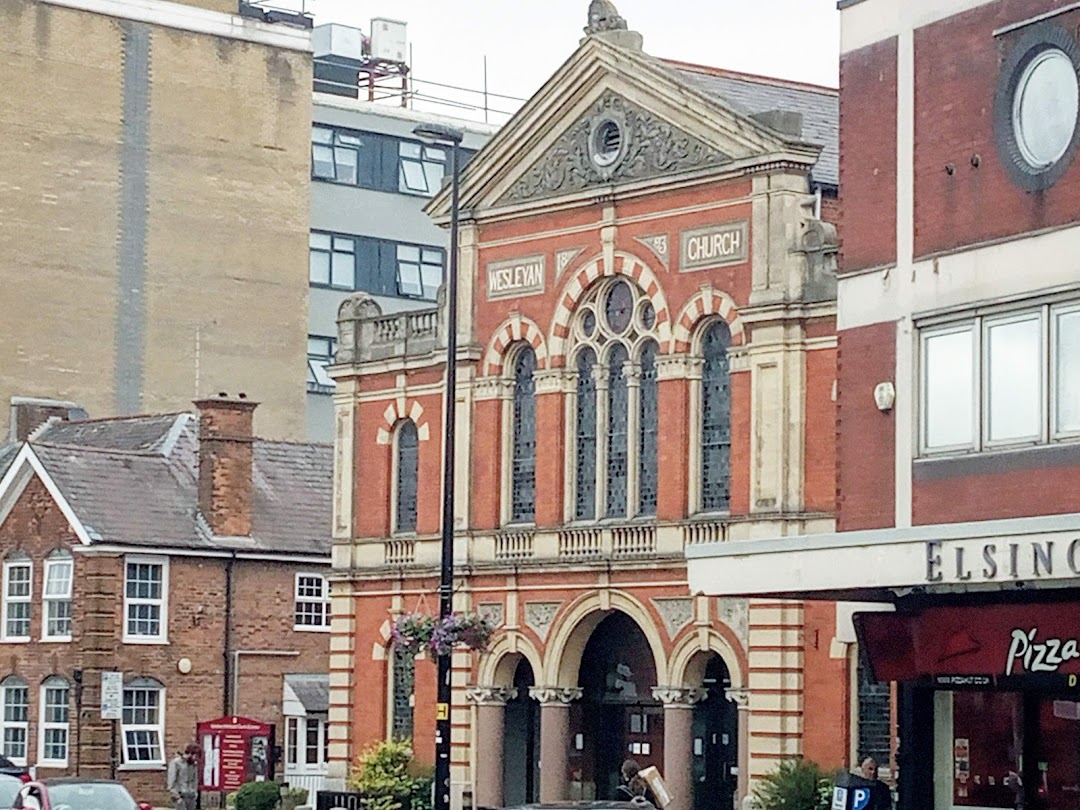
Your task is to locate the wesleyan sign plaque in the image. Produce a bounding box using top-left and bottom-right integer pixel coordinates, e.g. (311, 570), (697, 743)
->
(487, 255), (546, 300)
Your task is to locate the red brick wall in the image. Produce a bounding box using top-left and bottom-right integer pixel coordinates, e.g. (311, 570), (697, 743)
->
(0, 475), (329, 804)
(913, 2), (1080, 258)
(836, 322), (897, 530)
(804, 348), (837, 513)
(801, 601), (849, 770)
(839, 37), (898, 273)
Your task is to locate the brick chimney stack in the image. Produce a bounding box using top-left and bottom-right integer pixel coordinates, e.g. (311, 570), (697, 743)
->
(195, 394), (258, 538)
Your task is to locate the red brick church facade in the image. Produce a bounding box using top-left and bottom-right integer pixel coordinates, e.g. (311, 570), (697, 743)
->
(327, 9), (849, 809)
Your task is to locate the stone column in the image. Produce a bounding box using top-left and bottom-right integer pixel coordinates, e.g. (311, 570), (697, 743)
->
(652, 687), (707, 810)
(530, 687), (582, 802)
(727, 688), (751, 809)
(466, 687), (518, 809)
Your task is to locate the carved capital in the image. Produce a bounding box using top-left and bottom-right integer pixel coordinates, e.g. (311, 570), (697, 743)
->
(725, 688), (751, 709)
(655, 356), (695, 381)
(534, 370), (569, 395)
(651, 687), (708, 708)
(466, 686), (518, 706)
(529, 686), (583, 706)
(474, 378), (512, 402)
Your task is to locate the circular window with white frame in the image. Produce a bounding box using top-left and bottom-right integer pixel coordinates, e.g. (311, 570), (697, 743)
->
(589, 114), (629, 176)
(995, 23), (1080, 190)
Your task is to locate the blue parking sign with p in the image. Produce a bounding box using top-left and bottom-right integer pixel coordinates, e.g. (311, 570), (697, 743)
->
(851, 788), (872, 810)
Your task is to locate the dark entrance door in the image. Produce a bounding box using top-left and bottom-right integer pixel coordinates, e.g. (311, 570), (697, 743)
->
(692, 655), (738, 810)
(503, 659), (540, 806)
(575, 612), (662, 801)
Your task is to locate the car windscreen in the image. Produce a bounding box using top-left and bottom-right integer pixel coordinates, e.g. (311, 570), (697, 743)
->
(0, 776), (20, 807)
(45, 782), (138, 809)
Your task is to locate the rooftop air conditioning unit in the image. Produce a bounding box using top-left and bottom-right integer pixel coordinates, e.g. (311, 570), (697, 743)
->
(370, 17), (407, 63)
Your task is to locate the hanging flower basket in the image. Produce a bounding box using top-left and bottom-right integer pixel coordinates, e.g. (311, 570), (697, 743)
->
(391, 612), (495, 657)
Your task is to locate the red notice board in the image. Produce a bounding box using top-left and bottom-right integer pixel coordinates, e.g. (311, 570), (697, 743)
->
(197, 716), (273, 793)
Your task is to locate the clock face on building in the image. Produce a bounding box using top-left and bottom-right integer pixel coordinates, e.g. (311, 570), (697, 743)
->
(605, 280), (634, 334)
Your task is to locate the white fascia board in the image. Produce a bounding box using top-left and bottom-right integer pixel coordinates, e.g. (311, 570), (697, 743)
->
(686, 512), (1080, 597)
(40, 0), (312, 53)
(0, 446), (94, 546)
(841, 0), (995, 53)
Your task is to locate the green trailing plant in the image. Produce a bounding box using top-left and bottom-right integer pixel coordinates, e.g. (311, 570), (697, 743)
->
(347, 738), (434, 810)
(751, 758), (833, 810)
(235, 781), (283, 810)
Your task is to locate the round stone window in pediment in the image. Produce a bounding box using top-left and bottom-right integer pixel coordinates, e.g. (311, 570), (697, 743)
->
(1013, 49), (1079, 169)
(604, 279), (634, 334)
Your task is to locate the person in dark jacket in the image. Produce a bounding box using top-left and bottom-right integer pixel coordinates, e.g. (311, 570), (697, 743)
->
(860, 758), (894, 810)
(617, 759), (657, 806)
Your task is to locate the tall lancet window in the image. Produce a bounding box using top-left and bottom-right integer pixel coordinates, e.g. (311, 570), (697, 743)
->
(575, 348), (598, 520)
(701, 321), (732, 512)
(637, 340), (659, 516)
(395, 420), (419, 533)
(511, 348), (537, 523)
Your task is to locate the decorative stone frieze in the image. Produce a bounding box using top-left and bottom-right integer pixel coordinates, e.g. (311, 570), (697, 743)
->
(651, 686), (708, 707)
(725, 688), (751, 709)
(652, 597), (694, 638)
(525, 602), (562, 641)
(466, 686), (518, 706)
(529, 686), (583, 705)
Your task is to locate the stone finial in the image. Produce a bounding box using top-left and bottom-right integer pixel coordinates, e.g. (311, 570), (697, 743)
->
(582, 0), (643, 49)
(586, 0), (627, 33)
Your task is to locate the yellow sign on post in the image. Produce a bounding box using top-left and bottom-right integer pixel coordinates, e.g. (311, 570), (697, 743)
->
(436, 703), (449, 721)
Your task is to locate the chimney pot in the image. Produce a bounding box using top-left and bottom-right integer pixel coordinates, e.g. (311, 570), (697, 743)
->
(9, 397), (84, 443)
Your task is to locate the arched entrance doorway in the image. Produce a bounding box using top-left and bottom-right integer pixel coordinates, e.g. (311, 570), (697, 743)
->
(691, 654), (738, 810)
(503, 658), (540, 806)
(571, 612), (661, 801)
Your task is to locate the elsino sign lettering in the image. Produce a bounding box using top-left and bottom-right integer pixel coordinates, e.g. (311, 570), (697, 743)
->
(680, 222), (748, 271)
(487, 255), (545, 300)
(925, 537), (1080, 584)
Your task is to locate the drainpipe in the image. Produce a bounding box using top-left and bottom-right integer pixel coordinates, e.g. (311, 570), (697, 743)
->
(231, 650), (301, 718)
(223, 553), (236, 717)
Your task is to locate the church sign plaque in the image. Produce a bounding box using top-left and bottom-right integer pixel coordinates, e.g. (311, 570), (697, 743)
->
(487, 255), (546, 300)
(680, 221), (749, 271)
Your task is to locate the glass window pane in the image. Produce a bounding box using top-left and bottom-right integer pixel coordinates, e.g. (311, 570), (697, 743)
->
(312, 145), (335, 179)
(397, 244), (420, 262)
(400, 160), (429, 193)
(1056, 309), (1080, 433)
(398, 264), (422, 297)
(421, 249), (443, 264)
(424, 146), (446, 161)
(422, 162), (444, 196)
(924, 328), (975, 449)
(334, 147), (358, 184)
(312, 127), (333, 144)
(987, 315), (1042, 443)
(399, 141), (422, 159)
(309, 252), (329, 286)
(337, 133), (362, 146)
(310, 232), (331, 250)
(331, 252), (354, 288)
(332, 237), (354, 253)
(420, 264), (442, 299)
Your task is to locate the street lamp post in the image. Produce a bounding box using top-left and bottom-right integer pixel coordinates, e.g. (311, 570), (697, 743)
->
(413, 122), (465, 810)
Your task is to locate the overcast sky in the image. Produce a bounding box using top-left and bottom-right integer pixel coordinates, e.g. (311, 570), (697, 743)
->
(297, 0), (839, 123)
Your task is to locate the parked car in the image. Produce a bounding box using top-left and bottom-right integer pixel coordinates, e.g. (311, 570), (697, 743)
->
(0, 758), (28, 782)
(0, 775), (23, 809)
(9, 779), (152, 810)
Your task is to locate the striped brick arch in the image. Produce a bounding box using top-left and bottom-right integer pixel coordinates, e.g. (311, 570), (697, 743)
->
(548, 253), (672, 368)
(670, 286), (745, 353)
(482, 314), (549, 377)
(375, 399), (431, 445)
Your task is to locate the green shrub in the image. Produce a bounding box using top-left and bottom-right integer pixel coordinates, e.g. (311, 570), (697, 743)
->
(235, 780), (282, 810)
(347, 738), (434, 810)
(752, 758), (833, 810)
(282, 786), (310, 810)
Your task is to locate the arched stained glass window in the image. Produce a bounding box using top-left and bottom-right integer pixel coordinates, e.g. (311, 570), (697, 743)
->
(701, 321), (732, 512)
(574, 349), (598, 520)
(605, 343), (630, 519)
(638, 340), (659, 516)
(395, 420), (419, 533)
(391, 647), (415, 740)
(511, 348), (537, 523)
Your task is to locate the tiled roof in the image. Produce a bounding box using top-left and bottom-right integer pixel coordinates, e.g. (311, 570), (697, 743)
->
(14, 415), (331, 557)
(663, 60), (840, 188)
(286, 674), (330, 713)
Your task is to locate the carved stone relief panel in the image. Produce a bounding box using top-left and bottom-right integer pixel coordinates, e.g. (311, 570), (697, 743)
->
(525, 602), (562, 642)
(652, 597), (694, 639)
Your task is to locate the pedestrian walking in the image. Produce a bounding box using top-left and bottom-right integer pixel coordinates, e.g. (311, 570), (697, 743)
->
(167, 743), (200, 810)
(617, 759), (657, 806)
(859, 758), (893, 810)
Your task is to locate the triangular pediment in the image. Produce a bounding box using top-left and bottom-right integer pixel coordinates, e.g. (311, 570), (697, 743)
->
(429, 36), (822, 218)
(497, 91), (731, 205)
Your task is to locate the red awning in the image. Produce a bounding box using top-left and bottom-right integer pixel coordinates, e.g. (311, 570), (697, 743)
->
(856, 602), (1080, 683)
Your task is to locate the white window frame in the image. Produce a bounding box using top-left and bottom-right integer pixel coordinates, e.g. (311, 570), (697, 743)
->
(42, 556), (73, 642)
(120, 681), (165, 768)
(123, 556), (169, 644)
(293, 573), (330, 632)
(0, 678), (29, 766)
(919, 299), (1080, 457)
(2, 560), (32, 643)
(284, 715), (328, 772)
(1051, 302), (1080, 440)
(38, 678), (70, 767)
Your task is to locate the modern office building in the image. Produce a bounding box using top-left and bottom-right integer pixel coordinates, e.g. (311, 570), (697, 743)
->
(305, 23), (495, 440)
(0, 0), (314, 440)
